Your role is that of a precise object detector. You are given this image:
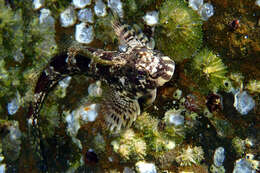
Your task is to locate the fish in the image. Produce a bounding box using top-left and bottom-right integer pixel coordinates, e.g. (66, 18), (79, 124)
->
(28, 16), (175, 171)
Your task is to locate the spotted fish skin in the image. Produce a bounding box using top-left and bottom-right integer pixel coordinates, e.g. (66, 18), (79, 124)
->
(28, 18), (175, 170)
(28, 22), (175, 129)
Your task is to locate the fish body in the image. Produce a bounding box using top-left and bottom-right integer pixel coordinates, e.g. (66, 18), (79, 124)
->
(28, 20), (175, 130)
(28, 18), (175, 171)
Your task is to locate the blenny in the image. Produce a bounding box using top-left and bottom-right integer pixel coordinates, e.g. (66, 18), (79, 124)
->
(28, 17), (175, 170)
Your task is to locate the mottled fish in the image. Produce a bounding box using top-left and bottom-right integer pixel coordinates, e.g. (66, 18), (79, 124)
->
(28, 17), (175, 171)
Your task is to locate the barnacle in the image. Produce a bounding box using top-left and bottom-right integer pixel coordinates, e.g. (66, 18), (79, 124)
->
(222, 78), (233, 93)
(111, 129), (147, 161)
(134, 112), (165, 152)
(156, 0), (203, 62)
(173, 89), (183, 100)
(176, 145), (204, 166)
(193, 48), (227, 89)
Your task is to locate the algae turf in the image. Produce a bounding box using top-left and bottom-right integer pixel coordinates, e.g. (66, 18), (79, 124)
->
(0, 0), (57, 117)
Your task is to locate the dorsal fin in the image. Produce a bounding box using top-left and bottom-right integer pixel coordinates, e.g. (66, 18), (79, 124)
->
(111, 15), (144, 51)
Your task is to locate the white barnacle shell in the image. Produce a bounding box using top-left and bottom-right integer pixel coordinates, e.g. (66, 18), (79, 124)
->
(72, 0), (91, 9)
(135, 161), (157, 173)
(75, 23), (94, 44)
(94, 0), (107, 17)
(33, 0), (44, 10)
(198, 3), (214, 21)
(108, 0), (124, 18)
(188, 0), (203, 11)
(143, 11), (159, 26)
(233, 91), (255, 115)
(213, 147), (225, 167)
(60, 7), (77, 27)
(78, 8), (94, 23)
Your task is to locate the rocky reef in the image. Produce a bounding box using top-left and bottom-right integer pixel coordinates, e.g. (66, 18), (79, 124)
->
(0, 0), (259, 172)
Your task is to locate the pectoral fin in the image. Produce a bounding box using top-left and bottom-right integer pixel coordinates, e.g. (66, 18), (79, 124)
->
(100, 88), (140, 131)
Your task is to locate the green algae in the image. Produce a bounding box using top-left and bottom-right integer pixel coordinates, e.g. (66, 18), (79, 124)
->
(110, 111), (185, 163)
(212, 118), (234, 138)
(0, 0), (57, 117)
(45, 0), (71, 18)
(94, 13), (118, 49)
(192, 48), (228, 91)
(232, 137), (246, 156)
(155, 0), (203, 62)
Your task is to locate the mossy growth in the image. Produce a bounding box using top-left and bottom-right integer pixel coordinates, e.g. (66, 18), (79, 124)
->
(123, 0), (139, 20)
(155, 0), (203, 62)
(192, 48), (228, 91)
(94, 13), (118, 49)
(45, 0), (71, 18)
(0, 2), (23, 56)
(134, 112), (185, 157)
(211, 118), (234, 138)
(39, 98), (60, 137)
(163, 125), (185, 144)
(163, 109), (186, 143)
(91, 133), (106, 154)
(0, 0), (58, 116)
(111, 112), (181, 161)
(229, 72), (244, 89)
(123, 0), (157, 24)
(231, 137), (245, 156)
(134, 112), (168, 154)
